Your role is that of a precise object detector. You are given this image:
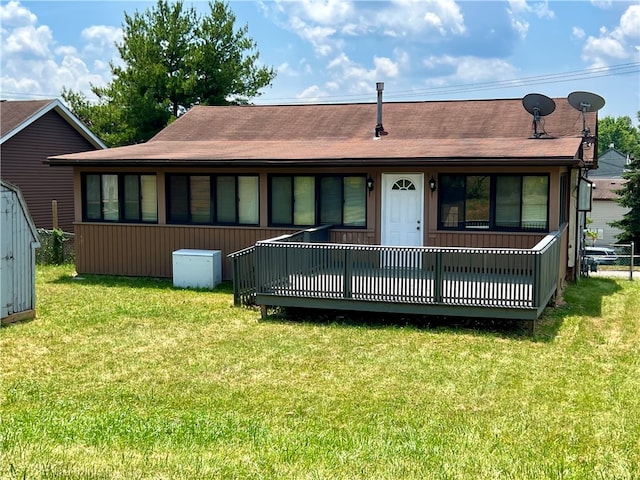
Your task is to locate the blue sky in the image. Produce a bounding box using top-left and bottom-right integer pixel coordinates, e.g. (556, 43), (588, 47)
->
(1, 0), (639, 121)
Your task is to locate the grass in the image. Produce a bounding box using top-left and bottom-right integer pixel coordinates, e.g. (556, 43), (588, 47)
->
(1, 265), (639, 479)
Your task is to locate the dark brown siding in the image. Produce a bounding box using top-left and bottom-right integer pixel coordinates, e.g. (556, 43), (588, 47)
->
(75, 223), (365, 280)
(430, 232), (544, 249)
(75, 223), (549, 281)
(1, 110), (98, 232)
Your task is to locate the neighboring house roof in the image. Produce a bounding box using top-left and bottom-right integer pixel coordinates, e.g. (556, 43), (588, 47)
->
(1, 99), (106, 149)
(591, 178), (626, 201)
(590, 146), (629, 178)
(47, 97), (597, 167)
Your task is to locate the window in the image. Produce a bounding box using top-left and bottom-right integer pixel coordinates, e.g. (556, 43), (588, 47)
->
(438, 174), (549, 231)
(166, 174), (258, 225)
(82, 173), (157, 223)
(392, 179), (416, 191)
(270, 175), (366, 228)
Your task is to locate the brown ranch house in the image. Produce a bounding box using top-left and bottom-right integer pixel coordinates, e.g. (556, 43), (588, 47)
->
(47, 90), (599, 323)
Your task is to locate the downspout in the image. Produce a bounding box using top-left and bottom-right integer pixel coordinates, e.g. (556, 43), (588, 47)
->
(571, 166), (581, 282)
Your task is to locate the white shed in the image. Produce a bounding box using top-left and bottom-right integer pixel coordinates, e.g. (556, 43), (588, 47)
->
(1, 179), (41, 324)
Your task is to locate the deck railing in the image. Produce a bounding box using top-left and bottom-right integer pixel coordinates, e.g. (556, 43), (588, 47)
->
(228, 225), (333, 305)
(231, 228), (563, 320)
(229, 245), (257, 306)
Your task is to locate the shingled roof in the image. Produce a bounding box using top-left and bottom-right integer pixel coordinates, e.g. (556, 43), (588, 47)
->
(592, 178), (626, 201)
(1, 99), (53, 138)
(47, 97), (597, 167)
(1, 99), (106, 148)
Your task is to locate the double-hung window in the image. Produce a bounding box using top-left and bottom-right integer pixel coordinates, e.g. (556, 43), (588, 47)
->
(166, 174), (259, 225)
(83, 173), (157, 223)
(439, 174), (549, 231)
(269, 174), (366, 228)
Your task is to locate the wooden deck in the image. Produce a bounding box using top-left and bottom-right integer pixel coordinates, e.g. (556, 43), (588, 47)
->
(230, 227), (563, 322)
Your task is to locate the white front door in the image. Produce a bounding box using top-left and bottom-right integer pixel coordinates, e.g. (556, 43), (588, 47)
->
(381, 173), (424, 247)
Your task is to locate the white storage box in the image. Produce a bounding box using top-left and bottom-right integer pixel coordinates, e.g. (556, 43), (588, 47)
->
(172, 249), (221, 289)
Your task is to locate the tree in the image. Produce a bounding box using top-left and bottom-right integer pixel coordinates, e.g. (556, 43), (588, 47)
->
(597, 114), (640, 160)
(63, 0), (275, 146)
(608, 111), (640, 248)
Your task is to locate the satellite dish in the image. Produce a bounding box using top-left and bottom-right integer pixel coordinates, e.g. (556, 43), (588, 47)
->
(568, 91), (605, 136)
(522, 93), (555, 138)
(568, 91), (605, 113)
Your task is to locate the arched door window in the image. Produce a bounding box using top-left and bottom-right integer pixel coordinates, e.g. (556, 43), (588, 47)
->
(391, 179), (416, 191)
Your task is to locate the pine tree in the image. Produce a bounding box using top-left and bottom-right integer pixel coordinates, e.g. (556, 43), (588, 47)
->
(63, 1), (276, 146)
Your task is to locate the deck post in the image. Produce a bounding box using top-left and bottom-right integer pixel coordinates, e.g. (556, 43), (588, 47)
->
(533, 252), (541, 308)
(434, 250), (443, 303)
(232, 253), (240, 306)
(344, 248), (352, 299)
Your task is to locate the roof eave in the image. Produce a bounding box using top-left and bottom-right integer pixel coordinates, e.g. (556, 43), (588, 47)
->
(1, 99), (106, 149)
(45, 155), (582, 168)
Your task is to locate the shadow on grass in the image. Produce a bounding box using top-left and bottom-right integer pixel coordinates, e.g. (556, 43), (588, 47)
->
(49, 272), (234, 295)
(553, 276), (622, 319)
(263, 307), (537, 340)
(43, 270), (624, 341)
(261, 276), (625, 342)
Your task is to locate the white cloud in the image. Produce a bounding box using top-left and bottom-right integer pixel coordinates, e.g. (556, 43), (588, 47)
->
(582, 35), (628, 67)
(590, 0), (612, 9)
(507, 0), (554, 18)
(617, 4), (640, 40)
(55, 45), (78, 57)
(2, 25), (52, 57)
(0, 0), (36, 28)
(507, 0), (555, 39)
(376, 0), (465, 37)
(374, 57), (399, 78)
(297, 84), (324, 101)
(511, 19), (529, 38)
(295, 0), (355, 25)
(506, 0), (529, 15)
(81, 25), (122, 59)
(572, 27), (586, 40)
(0, 1), (117, 101)
(325, 81), (340, 91)
(455, 57), (517, 82)
(294, 51), (402, 101)
(277, 62), (293, 75)
(274, 0), (466, 57)
(82, 25), (122, 46)
(327, 53), (400, 86)
(423, 55), (518, 83)
(580, 4), (640, 67)
(289, 16), (337, 56)
(531, 1), (554, 20)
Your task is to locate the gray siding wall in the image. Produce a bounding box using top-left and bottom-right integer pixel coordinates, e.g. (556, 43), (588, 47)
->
(589, 200), (629, 246)
(1, 185), (39, 319)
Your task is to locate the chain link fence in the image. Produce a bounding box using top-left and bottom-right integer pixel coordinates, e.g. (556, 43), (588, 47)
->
(36, 229), (75, 265)
(611, 244), (638, 267)
(582, 243), (638, 279)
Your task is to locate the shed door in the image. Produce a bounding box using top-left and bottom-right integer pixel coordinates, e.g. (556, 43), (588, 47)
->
(1, 191), (14, 317)
(381, 173), (424, 247)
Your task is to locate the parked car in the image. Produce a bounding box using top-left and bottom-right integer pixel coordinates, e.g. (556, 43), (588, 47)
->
(584, 247), (618, 265)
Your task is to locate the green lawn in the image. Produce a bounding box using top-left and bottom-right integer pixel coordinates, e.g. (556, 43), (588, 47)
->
(1, 265), (639, 479)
